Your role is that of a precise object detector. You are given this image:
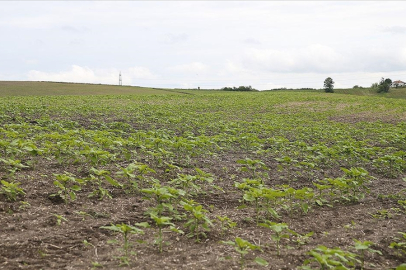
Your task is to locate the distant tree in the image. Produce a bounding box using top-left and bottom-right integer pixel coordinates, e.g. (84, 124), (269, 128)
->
(323, 77), (334, 93)
(377, 77), (392, 93)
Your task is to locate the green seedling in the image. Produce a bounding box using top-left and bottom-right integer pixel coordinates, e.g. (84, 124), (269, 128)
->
(83, 239), (95, 248)
(353, 239), (382, 270)
(181, 200), (213, 242)
(116, 162), (155, 191)
(116, 163), (138, 190)
(100, 222), (149, 265)
(142, 183), (185, 218)
(80, 147), (114, 166)
(149, 212), (184, 253)
(293, 231), (314, 247)
(389, 232), (406, 257)
(258, 221), (294, 256)
(398, 200), (406, 213)
(374, 154), (405, 178)
(301, 245), (360, 270)
(0, 180), (25, 201)
(141, 183), (175, 206)
(343, 220), (356, 230)
(19, 201), (31, 210)
(53, 214), (68, 226)
(242, 187), (265, 224)
(341, 167), (372, 200)
(370, 208), (400, 219)
(75, 211), (93, 221)
(51, 172), (84, 204)
(88, 168), (122, 200)
(91, 261), (103, 269)
(216, 215), (237, 237)
(237, 158), (268, 180)
(170, 173), (202, 195)
(0, 158), (28, 176)
(395, 263), (406, 270)
(275, 156), (298, 184)
(222, 237), (267, 270)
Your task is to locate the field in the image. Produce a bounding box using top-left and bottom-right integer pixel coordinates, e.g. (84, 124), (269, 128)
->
(334, 87), (406, 100)
(0, 81), (186, 96)
(0, 83), (406, 270)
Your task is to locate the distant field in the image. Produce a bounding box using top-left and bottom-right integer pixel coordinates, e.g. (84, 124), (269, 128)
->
(335, 87), (406, 99)
(0, 81), (186, 96)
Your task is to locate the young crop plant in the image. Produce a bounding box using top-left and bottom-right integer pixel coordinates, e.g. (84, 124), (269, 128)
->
(181, 200), (213, 242)
(215, 215), (237, 237)
(389, 232), (406, 258)
(51, 172), (84, 204)
(100, 222), (149, 266)
(398, 200), (406, 213)
(373, 154), (405, 178)
(0, 180), (25, 201)
(279, 185), (315, 216)
(301, 245), (360, 270)
(170, 173), (202, 195)
(149, 211), (184, 253)
(395, 264), (406, 270)
(237, 158), (268, 180)
(0, 158), (28, 177)
(222, 237), (268, 270)
(88, 167), (123, 200)
(314, 168), (372, 205)
(258, 221), (295, 256)
(80, 147), (115, 166)
(116, 162), (156, 191)
(292, 231), (314, 247)
(341, 167), (372, 201)
(53, 214), (68, 226)
(115, 163), (138, 191)
(275, 156), (299, 184)
(353, 239), (382, 270)
(242, 186), (266, 224)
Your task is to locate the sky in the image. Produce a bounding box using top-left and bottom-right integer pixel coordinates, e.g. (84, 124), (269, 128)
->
(1, 1), (406, 90)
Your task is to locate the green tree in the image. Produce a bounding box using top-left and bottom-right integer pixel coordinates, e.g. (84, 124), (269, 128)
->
(377, 77), (392, 93)
(323, 77), (334, 93)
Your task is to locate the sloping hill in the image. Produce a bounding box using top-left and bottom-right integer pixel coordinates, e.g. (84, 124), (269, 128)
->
(335, 87), (406, 99)
(0, 81), (181, 96)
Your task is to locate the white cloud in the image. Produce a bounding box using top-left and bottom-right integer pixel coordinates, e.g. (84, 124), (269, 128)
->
(382, 26), (406, 35)
(127, 67), (156, 80)
(243, 45), (347, 73)
(167, 62), (209, 74)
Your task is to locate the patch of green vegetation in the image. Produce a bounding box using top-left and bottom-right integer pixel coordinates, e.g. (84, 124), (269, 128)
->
(0, 81), (183, 96)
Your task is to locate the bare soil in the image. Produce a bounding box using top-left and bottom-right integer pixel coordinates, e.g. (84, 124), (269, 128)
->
(1, 148), (405, 270)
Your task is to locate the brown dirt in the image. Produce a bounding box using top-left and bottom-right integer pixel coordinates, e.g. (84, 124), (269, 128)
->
(1, 147), (405, 270)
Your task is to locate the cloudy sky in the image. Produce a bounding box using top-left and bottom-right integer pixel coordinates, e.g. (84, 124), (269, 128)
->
(1, 1), (406, 90)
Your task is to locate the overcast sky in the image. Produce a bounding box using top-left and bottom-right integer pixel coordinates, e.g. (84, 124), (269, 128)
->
(1, 1), (406, 90)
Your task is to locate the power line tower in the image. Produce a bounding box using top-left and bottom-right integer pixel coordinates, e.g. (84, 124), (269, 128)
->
(119, 71), (122, 86)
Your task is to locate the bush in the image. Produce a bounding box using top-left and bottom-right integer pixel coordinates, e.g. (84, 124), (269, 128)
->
(221, 86), (257, 91)
(377, 78), (392, 93)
